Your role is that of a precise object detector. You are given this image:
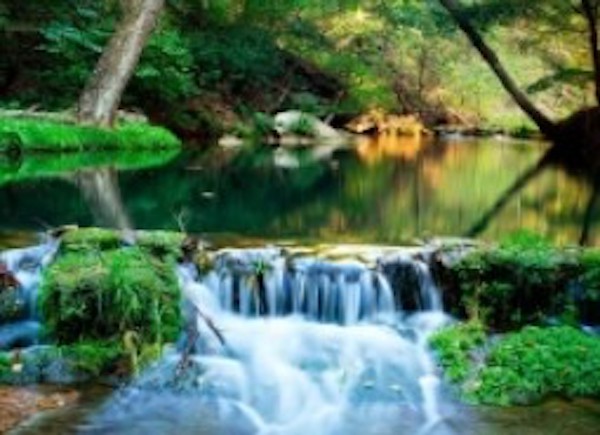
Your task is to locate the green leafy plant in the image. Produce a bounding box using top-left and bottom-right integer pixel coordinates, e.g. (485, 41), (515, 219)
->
(467, 326), (600, 405)
(430, 321), (486, 383)
(449, 234), (580, 330)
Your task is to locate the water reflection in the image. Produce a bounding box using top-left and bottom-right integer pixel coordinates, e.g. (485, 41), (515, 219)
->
(1, 137), (600, 245)
(467, 143), (600, 246)
(74, 168), (132, 232)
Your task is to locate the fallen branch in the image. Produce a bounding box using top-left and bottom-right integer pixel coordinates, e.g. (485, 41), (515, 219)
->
(175, 305), (227, 378)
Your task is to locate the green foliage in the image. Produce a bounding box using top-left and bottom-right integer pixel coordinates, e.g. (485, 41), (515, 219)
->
(467, 326), (600, 405)
(52, 341), (123, 377)
(129, 26), (197, 109)
(0, 352), (10, 378)
(450, 235), (580, 330)
(430, 321), (486, 383)
(0, 118), (181, 152)
(190, 26), (286, 93)
(40, 245), (181, 345)
(136, 230), (187, 259)
(60, 228), (122, 253)
(580, 250), (600, 302)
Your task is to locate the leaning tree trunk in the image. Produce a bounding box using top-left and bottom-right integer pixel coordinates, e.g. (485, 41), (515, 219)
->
(582, 0), (600, 105)
(77, 0), (165, 127)
(438, 0), (558, 136)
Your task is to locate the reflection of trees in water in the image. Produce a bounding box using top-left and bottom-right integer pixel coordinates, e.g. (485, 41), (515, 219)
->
(73, 168), (132, 233)
(467, 145), (600, 246)
(2, 139), (598, 245)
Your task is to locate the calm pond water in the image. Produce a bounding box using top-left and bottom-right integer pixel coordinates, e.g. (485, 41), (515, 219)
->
(1, 136), (597, 246)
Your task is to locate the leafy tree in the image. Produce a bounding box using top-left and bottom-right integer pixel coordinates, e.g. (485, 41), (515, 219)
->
(437, 0), (600, 143)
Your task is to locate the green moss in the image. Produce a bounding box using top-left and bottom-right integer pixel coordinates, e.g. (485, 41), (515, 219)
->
(52, 341), (123, 377)
(0, 117), (181, 153)
(137, 230), (186, 260)
(59, 228), (185, 260)
(448, 235), (581, 330)
(580, 250), (600, 302)
(60, 228), (123, 253)
(0, 352), (10, 377)
(430, 321), (486, 383)
(468, 326), (600, 405)
(40, 245), (181, 345)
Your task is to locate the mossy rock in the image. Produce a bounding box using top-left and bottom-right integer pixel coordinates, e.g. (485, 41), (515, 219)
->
(443, 236), (585, 330)
(0, 342), (125, 384)
(0, 289), (27, 324)
(60, 228), (185, 261)
(136, 230), (186, 260)
(60, 228), (122, 253)
(40, 246), (181, 344)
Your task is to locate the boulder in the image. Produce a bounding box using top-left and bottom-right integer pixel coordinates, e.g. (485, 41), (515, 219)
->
(273, 111), (347, 142)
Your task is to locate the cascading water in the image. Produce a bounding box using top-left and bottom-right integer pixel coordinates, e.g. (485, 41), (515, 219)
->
(0, 237), (58, 350)
(84, 246), (451, 435)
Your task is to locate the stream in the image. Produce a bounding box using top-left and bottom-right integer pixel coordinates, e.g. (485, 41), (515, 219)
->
(2, 136), (600, 433)
(2, 241), (600, 434)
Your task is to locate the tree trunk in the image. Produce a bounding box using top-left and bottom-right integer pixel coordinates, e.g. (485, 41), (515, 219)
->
(438, 0), (558, 136)
(77, 0), (165, 127)
(582, 0), (600, 105)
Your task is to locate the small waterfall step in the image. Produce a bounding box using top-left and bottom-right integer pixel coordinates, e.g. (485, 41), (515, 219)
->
(0, 238), (58, 350)
(196, 245), (443, 325)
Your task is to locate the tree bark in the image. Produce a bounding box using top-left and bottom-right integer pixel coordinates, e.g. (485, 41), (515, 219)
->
(77, 0), (165, 127)
(438, 0), (558, 136)
(582, 0), (600, 105)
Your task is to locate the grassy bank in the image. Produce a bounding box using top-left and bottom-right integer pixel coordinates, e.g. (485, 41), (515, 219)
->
(0, 117), (181, 153)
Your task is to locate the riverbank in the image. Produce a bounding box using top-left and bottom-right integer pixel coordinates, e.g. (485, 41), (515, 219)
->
(0, 116), (181, 154)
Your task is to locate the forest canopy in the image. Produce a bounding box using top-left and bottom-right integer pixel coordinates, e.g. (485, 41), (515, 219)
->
(0, 0), (597, 139)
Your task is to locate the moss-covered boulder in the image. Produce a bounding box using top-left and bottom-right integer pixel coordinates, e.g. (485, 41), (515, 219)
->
(59, 228), (185, 260)
(39, 228), (184, 346)
(0, 289), (26, 324)
(438, 233), (600, 330)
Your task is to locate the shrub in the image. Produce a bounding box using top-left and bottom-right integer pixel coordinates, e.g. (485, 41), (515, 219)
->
(430, 321), (486, 383)
(449, 234), (580, 330)
(467, 326), (600, 405)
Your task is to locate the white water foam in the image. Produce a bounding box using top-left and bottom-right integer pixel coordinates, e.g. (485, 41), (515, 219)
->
(85, 249), (450, 435)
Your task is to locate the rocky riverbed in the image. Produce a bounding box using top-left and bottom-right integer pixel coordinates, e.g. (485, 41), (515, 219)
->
(0, 386), (80, 433)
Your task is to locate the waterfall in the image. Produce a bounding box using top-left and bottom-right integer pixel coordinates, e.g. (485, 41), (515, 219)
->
(193, 247), (440, 324)
(0, 237), (58, 350)
(85, 246), (451, 435)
